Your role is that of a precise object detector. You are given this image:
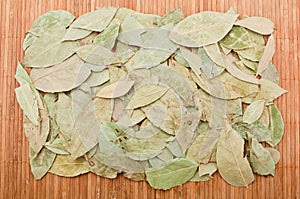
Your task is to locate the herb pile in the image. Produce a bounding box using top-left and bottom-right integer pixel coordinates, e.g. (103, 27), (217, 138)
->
(15, 7), (287, 189)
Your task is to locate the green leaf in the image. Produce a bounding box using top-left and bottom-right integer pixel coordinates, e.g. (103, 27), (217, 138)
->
(23, 33), (38, 50)
(45, 138), (70, 155)
(23, 26), (78, 68)
(156, 8), (184, 26)
(139, 25), (177, 52)
(49, 155), (89, 177)
(220, 26), (252, 50)
(93, 19), (120, 50)
(23, 108), (50, 154)
(85, 69), (110, 87)
(134, 48), (173, 69)
(15, 84), (39, 125)
(29, 10), (75, 36)
(243, 100), (265, 124)
(259, 79), (287, 101)
(235, 16), (274, 35)
(96, 80), (134, 98)
(261, 63), (279, 84)
(29, 147), (56, 179)
(249, 137), (275, 176)
(216, 129), (255, 187)
(146, 158), (198, 190)
(268, 104), (284, 146)
(30, 55), (91, 93)
(170, 11), (238, 47)
(62, 27), (92, 41)
(126, 84), (168, 109)
(257, 35), (275, 75)
(71, 7), (117, 32)
(120, 131), (171, 161)
(75, 44), (117, 66)
(55, 93), (74, 140)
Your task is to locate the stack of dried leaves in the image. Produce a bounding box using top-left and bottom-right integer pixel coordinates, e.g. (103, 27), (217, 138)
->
(15, 7), (287, 190)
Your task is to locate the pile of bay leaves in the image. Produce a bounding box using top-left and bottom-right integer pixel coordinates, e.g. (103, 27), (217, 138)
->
(15, 7), (287, 190)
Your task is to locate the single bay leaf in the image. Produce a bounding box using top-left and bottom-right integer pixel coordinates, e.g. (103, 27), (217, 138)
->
(127, 68), (158, 89)
(120, 131), (171, 161)
(156, 8), (184, 27)
(23, 26), (78, 68)
(85, 69), (110, 87)
(249, 137), (275, 176)
(261, 63), (279, 84)
(15, 84), (39, 125)
(216, 129), (255, 187)
(71, 83), (93, 118)
(167, 138), (184, 158)
(126, 84), (168, 109)
(265, 148), (280, 164)
(74, 101), (102, 152)
(30, 55), (91, 93)
(145, 158), (198, 190)
(170, 11), (238, 47)
(268, 104), (284, 147)
(55, 93), (74, 140)
(49, 155), (89, 177)
(235, 16), (274, 35)
(45, 138), (70, 155)
(134, 48), (172, 69)
(62, 27), (92, 41)
(96, 80), (134, 98)
(257, 35), (275, 75)
(29, 10), (75, 36)
(243, 100), (265, 124)
(220, 26), (252, 50)
(15, 62), (32, 85)
(93, 97), (114, 123)
(23, 108), (50, 154)
(259, 79), (287, 101)
(29, 147), (56, 179)
(93, 19), (121, 50)
(191, 163), (218, 182)
(140, 25), (177, 52)
(23, 32), (38, 51)
(72, 7), (117, 32)
(75, 44), (117, 66)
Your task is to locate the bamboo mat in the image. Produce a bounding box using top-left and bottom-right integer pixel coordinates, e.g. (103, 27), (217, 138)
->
(0, 0), (299, 198)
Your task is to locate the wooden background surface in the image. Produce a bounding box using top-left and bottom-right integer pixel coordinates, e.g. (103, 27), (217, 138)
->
(0, 0), (299, 198)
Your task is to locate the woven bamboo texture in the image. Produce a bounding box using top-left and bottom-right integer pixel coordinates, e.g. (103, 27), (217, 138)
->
(0, 0), (299, 198)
